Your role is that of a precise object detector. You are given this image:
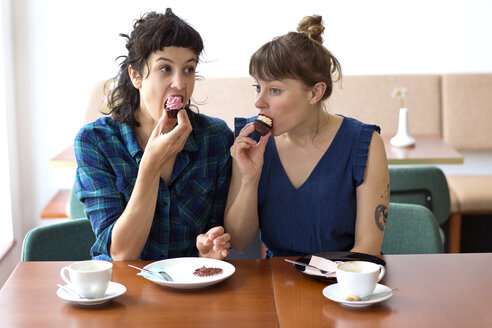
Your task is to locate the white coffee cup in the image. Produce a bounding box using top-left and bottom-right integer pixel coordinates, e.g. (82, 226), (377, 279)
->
(60, 260), (112, 298)
(336, 261), (385, 299)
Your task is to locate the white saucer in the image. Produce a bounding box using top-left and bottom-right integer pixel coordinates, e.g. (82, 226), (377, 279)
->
(57, 281), (126, 306)
(139, 257), (235, 289)
(322, 283), (393, 308)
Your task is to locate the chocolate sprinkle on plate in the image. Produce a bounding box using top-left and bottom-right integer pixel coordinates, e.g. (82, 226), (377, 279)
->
(193, 266), (223, 277)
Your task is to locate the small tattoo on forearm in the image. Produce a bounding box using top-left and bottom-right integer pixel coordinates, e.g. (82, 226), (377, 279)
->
(375, 204), (388, 231)
(380, 184), (390, 202)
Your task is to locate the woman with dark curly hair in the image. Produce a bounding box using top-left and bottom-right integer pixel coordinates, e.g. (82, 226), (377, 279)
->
(75, 9), (233, 261)
(225, 15), (389, 258)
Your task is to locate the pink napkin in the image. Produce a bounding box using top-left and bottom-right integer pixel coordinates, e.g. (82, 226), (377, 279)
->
(306, 255), (338, 277)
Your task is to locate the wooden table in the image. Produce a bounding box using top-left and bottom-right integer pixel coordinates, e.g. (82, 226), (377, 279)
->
(271, 254), (492, 327)
(0, 260), (278, 328)
(1, 254), (491, 327)
(40, 189), (70, 218)
(49, 144), (76, 168)
(382, 134), (463, 165)
(42, 144), (77, 219)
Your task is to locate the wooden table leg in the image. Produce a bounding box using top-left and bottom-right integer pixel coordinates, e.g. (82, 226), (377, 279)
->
(448, 212), (462, 253)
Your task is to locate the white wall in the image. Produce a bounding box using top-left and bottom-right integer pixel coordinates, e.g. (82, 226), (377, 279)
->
(0, 0), (21, 286)
(2, 0), (492, 285)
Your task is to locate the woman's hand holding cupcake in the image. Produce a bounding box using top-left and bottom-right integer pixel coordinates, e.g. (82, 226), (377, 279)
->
(141, 109), (192, 173)
(230, 123), (270, 183)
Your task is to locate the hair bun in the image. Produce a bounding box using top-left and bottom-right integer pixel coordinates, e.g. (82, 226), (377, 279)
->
(297, 15), (324, 44)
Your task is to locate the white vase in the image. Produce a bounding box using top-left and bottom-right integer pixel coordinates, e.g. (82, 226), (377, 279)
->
(390, 107), (415, 147)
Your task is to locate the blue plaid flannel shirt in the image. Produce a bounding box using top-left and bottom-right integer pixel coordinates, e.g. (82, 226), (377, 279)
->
(74, 115), (233, 260)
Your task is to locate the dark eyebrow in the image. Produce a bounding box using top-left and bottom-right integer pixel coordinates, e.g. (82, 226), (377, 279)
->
(155, 57), (197, 64)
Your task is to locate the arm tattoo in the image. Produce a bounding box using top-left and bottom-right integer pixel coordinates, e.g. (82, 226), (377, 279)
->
(380, 184), (390, 202)
(375, 204), (388, 231)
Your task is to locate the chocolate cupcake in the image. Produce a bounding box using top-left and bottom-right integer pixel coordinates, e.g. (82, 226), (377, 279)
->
(165, 95), (184, 119)
(254, 114), (273, 136)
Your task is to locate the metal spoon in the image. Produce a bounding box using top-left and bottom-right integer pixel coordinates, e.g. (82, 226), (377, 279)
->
(57, 284), (90, 299)
(128, 264), (173, 282)
(284, 259), (335, 275)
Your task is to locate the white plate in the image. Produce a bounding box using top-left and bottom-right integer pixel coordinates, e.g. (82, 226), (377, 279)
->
(140, 257), (235, 289)
(322, 283), (393, 308)
(57, 281), (126, 306)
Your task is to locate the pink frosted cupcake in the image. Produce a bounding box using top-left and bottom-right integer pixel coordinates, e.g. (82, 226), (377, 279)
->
(254, 114), (273, 136)
(165, 95), (184, 119)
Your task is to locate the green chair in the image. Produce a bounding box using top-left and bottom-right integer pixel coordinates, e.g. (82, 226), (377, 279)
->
(69, 181), (86, 219)
(21, 218), (95, 261)
(382, 203), (444, 254)
(389, 166), (451, 243)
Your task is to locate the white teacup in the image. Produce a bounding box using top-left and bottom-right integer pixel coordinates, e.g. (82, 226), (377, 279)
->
(336, 261), (385, 300)
(60, 260), (112, 299)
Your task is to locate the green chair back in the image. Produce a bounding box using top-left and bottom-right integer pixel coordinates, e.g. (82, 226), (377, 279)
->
(69, 183), (86, 219)
(382, 203), (444, 254)
(21, 218), (95, 261)
(68, 188), (86, 219)
(389, 166), (450, 226)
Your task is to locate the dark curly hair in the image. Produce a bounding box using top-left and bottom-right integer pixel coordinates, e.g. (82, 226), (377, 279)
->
(107, 8), (204, 127)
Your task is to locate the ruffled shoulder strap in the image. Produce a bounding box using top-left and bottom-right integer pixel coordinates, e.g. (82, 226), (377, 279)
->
(353, 123), (381, 187)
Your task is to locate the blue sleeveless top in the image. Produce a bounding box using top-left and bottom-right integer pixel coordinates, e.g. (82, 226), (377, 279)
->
(235, 116), (380, 258)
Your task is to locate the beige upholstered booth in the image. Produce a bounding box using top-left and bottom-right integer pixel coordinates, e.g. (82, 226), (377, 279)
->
(327, 74), (442, 136)
(193, 75), (444, 136)
(193, 77), (257, 129)
(441, 73), (492, 253)
(83, 79), (113, 124)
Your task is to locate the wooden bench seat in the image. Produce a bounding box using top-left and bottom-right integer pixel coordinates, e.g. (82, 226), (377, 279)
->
(447, 175), (492, 252)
